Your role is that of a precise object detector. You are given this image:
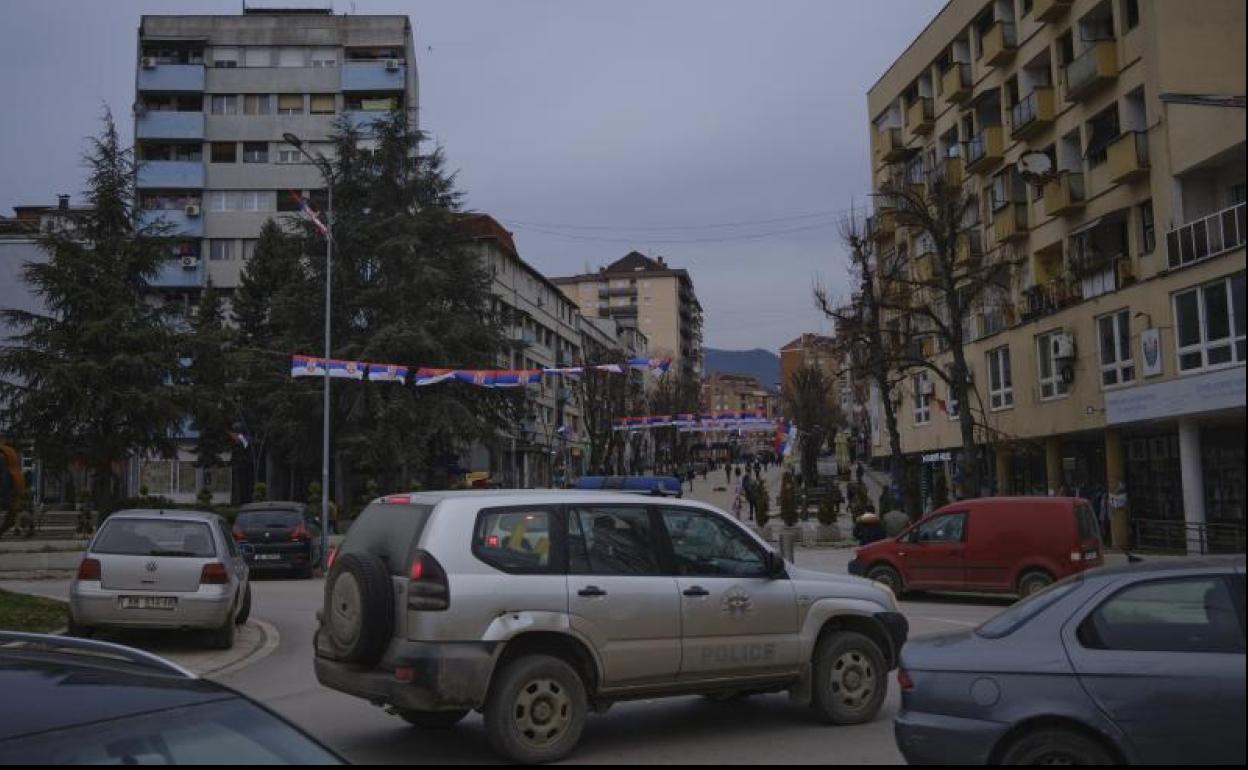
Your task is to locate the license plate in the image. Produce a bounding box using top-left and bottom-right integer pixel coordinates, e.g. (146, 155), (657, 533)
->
(256, 554), (283, 561)
(120, 596), (177, 610)
(1083, 549), (1099, 561)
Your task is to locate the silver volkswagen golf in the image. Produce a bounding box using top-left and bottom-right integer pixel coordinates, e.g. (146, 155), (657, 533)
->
(68, 509), (252, 649)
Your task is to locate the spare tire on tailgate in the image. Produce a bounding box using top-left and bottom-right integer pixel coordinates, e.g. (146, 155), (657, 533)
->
(322, 552), (393, 665)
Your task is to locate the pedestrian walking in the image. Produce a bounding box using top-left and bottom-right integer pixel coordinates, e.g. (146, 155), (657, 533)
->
(724, 464), (732, 484)
(855, 462), (865, 485)
(742, 475), (756, 518)
(735, 464), (742, 479)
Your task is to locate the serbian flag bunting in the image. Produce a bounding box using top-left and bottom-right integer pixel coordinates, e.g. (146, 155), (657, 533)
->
(291, 355), (325, 378)
(413, 368), (455, 386)
(492, 370), (541, 387)
(592, 363), (625, 374)
(327, 360), (365, 380)
(543, 366), (584, 377)
(368, 363), (408, 383)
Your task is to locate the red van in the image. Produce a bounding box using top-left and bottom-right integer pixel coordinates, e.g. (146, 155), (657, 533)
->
(848, 497), (1104, 597)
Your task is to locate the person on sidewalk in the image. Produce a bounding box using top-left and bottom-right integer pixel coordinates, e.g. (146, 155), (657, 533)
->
(742, 474), (756, 519)
(882, 508), (910, 538)
(855, 462), (865, 485)
(724, 464), (732, 485)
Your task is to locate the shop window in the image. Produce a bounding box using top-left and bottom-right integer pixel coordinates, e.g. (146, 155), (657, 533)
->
(1037, 331), (1070, 399)
(243, 94), (271, 115)
(242, 142), (268, 163)
(310, 94), (336, 115)
(277, 94), (304, 115)
(987, 345), (1013, 410)
(1097, 309), (1135, 387)
(210, 142), (237, 164)
(1173, 272), (1246, 373)
(913, 372), (931, 425)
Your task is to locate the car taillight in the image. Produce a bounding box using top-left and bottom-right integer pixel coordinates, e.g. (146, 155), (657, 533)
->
(897, 669), (914, 691)
(77, 558), (101, 581)
(407, 550), (449, 611)
(200, 562), (229, 585)
(326, 546), (337, 571)
(382, 495), (411, 504)
(291, 522), (309, 542)
(233, 526), (245, 542)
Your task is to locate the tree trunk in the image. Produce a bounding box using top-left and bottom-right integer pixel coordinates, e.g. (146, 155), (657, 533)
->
(948, 346), (979, 498)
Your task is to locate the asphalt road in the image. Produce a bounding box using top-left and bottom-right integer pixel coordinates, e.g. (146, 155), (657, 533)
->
(214, 549), (1008, 765)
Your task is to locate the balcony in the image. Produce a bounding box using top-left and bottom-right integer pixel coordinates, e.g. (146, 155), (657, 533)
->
(964, 126), (1005, 174)
(1107, 130), (1150, 184)
(148, 257), (205, 289)
(135, 111), (204, 141)
(874, 128), (914, 166)
(343, 110), (394, 132)
(341, 61), (406, 92)
(136, 63), (205, 92)
(956, 229), (984, 265)
(136, 161), (203, 189)
(867, 209), (897, 243)
(981, 22), (1018, 67)
(993, 202), (1029, 242)
(1034, 0), (1073, 22)
(1009, 87), (1056, 140)
(941, 63), (972, 104)
(930, 156), (964, 188)
(1165, 201), (1246, 270)
(138, 208), (204, 237)
(1042, 171), (1086, 216)
(1063, 41), (1118, 102)
(905, 98), (935, 136)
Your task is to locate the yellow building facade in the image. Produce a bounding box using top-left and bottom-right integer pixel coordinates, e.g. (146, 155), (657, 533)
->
(867, 0), (1245, 552)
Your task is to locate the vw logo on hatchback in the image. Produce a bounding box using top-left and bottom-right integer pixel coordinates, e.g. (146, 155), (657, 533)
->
(145, 561), (158, 573)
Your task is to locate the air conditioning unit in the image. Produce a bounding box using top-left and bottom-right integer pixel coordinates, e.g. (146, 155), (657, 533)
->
(1051, 332), (1076, 361)
(385, 58), (401, 71)
(180, 256), (200, 269)
(183, 204), (201, 217)
(141, 56), (158, 69)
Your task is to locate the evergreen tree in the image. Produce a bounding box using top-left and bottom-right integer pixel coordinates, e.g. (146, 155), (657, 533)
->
(187, 281), (234, 476)
(0, 111), (183, 514)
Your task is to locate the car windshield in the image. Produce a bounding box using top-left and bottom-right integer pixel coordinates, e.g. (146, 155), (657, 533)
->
(93, 520), (216, 558)
(0, 697), (342, 764)
(236, 510), (301, 528)
(976, 574), (1085, 639)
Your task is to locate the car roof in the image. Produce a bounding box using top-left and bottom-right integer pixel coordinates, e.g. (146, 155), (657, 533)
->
(1087, 554), (1245, 581)
(105, 509), (222, 523)
(372, 489), (716, 510)
(0, 648), (232, 741)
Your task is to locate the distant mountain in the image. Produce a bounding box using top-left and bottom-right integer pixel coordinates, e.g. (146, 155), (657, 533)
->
(703, 348), (780, 391)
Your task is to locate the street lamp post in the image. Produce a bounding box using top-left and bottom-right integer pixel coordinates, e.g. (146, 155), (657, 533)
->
(283, 132), (332, 570)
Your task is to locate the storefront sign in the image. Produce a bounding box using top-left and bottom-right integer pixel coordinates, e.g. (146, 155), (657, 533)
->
(1140, 327), (1163, 378)
(1104, 365), (1247, 425)
(922, 451), (952, 463)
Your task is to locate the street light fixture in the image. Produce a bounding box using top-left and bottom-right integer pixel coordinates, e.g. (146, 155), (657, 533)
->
(284, 131), (333, 570)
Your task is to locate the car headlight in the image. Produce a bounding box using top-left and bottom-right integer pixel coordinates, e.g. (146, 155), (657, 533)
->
(879, 583), (899, 609)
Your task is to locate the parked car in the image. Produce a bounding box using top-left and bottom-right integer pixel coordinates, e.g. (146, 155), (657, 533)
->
(848, 496), (1104, 597)
(894, 556), (1246, 765)
(0, 631), (343, 764)
(314, 490), (906, 763)
(233, 501), (323, 578)
(68, 509), (251, 649)
(571, 475), (683, 497)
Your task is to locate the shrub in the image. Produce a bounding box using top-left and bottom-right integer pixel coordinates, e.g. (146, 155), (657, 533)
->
(252, 482), (267, 502)
(752, 479), (770, 527)
(848, 482), (870, 515)
(779, 474), (799, 527)
(817, 495), (837, 526)
(196, 486), (213, 509)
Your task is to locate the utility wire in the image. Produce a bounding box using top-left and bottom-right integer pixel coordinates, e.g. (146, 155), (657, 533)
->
(507, 219), (844, 244)
(502, 207), (862, 232)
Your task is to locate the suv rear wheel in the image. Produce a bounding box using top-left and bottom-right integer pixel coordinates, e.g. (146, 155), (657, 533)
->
(810, 630), (887, 725)
(484, 654), (588, 764)
(1017, 569), (1055, 598)
(321, 552), (393, 665)
(395, 708), (470, 729)
(999, 727), (1113, 764)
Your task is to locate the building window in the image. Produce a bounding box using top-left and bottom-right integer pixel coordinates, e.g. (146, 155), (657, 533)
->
(1022, 0), (1033, 16)
(210, 94), (238, 115)
(243, 47), (272, 67)
(277, 94), (304, 115)
(1098, 309), (1135, 387)
(310, 94), (336, 115)
(987, 345), (1013, 410)
(277, 47), (306, 68)
(210, 142), (237, 163)
(1173, 272), (1246, 373)
(947, 384), (960, 420)
(1086, 104), (1120, 167)
(212, 47), (238, 68)
(243, 94), (271, 115)
(913, 373), (931, 425)
(242, 142), (268, 163)
(208, 240), (235, 261)
(1124, 0), (1140, 29)
(276, 148), (302, 165)
(1139, 199), (1155, 254)
(209, 191), (274, 212)
(310, 47), (338, 67)
(242, 239), (258, 263)
(1037, 331), (1070, 399)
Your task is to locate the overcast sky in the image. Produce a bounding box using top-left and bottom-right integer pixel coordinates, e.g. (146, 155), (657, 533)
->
(0, 0), (944, 352)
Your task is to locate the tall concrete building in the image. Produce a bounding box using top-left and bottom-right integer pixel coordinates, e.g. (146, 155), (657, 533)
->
(553, 251), (704, 381)
(134, 6), (418, 298)
(868, 0), (1244, 551)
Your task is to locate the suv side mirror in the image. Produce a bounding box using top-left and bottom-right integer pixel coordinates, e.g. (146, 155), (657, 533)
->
(763, 550), (786, 579)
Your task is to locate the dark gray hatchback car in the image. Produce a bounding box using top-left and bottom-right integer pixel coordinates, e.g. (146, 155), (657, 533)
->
(895, 556), (1245, 765)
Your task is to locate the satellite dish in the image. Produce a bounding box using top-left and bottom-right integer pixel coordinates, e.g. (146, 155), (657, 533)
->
(1017, 152), (1055, 183)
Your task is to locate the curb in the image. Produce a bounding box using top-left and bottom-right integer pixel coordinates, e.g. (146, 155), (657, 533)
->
(205, 617), (280, 679)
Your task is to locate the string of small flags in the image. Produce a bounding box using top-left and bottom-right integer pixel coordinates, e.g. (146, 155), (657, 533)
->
(289, 354), (673, 387)
(612, 411), (778, 432)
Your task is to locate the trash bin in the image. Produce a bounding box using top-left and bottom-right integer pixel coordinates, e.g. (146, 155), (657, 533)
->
(779, 530), (797, 562)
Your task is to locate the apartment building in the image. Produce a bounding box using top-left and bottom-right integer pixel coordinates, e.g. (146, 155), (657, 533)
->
(702, 372), (778, 417)
(868, 0), (1244, 552)
(553, 251), (704, 381)
(134, 7), (418, 297)
(459, 215), (649, 486)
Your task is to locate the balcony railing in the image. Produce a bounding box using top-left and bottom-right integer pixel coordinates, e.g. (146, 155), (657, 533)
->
(1165, 201), (1247, 270)
(136, 161), (203, 189)
(906, 97), (934, 136)
(1107, 130), (1150, 184)
(1042, 171), (1086, 217)
(965, 126), (1005, 173)
(1034, 0), (1073, 22)
(138, 208), (204, 237)
(1063, 41), (1118, 101)
(993, 202), (1028, 242)
(135, 110), (204, 141)
(1010, 87), (1055, 139)
(341, 61), (406, 92)
(875, 127), (914, 166)
(982, 22), (1018, 67)
(941, 63), (972, 103)
(137, 63), (205, 92)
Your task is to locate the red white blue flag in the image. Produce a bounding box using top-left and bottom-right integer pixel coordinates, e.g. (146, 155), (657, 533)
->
(288, 191), (328, 236)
